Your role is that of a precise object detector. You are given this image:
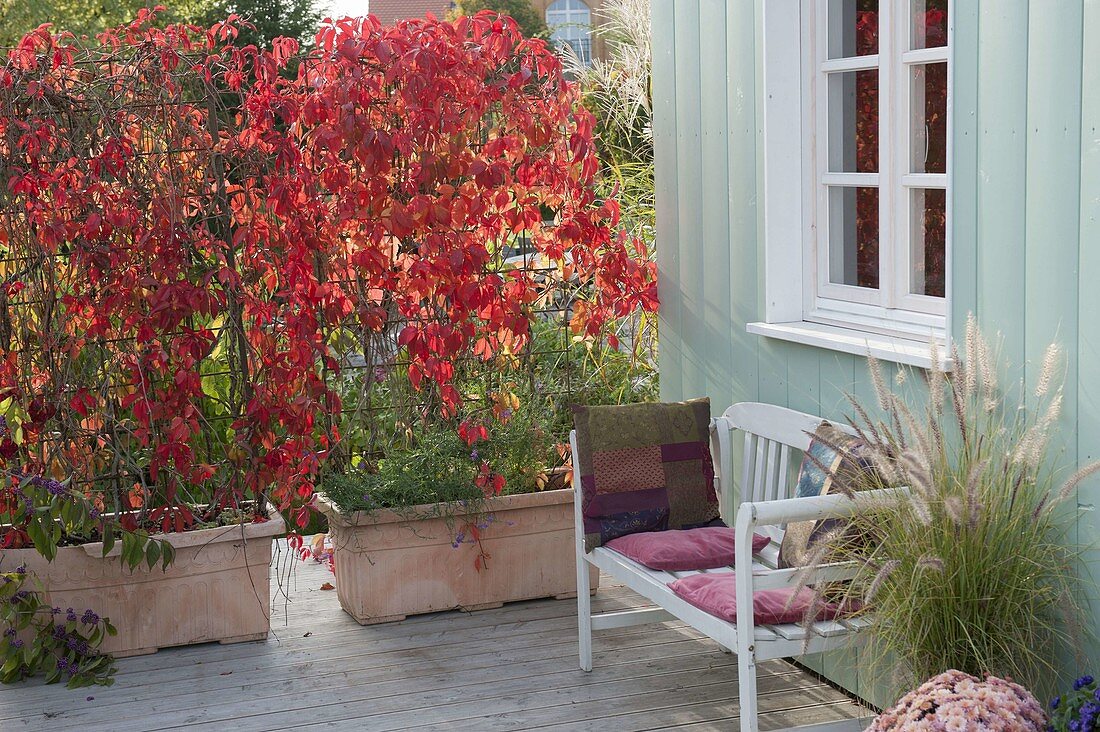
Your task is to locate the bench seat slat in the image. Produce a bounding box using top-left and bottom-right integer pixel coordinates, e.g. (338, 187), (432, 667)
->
(590, 547), (863, 653)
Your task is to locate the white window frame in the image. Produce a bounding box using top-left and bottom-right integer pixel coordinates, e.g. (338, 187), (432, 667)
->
(751, 0), (953, 368)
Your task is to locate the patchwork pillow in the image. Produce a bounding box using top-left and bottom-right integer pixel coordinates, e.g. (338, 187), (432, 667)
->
(777, 421), (880, 570)
(605, 527), (772, 571)
(667, 572), (841, 625)
(573, 398), (721, 552)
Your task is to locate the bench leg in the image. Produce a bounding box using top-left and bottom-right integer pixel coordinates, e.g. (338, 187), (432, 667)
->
(577, 554), (593, 672)
(738, 649), (759, 732)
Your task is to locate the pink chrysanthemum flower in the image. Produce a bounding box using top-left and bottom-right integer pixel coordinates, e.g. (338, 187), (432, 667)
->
(865, 670), (1046, 731)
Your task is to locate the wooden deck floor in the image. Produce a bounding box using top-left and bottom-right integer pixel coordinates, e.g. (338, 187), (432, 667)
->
(0, 545), (871, 731)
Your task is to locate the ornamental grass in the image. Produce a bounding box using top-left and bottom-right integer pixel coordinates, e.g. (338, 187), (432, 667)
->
(799, 316), (1094, 697)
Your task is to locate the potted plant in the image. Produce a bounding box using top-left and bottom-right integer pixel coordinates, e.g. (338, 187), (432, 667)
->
(864, 670), (1047, 731)
(1048, 674), (1100, 731)
(0, 14), (329, 681)
(312, 334), (651, 623)
(314, 416), (597, 624)
(796, 318), (1096, 705)
(287, 14), (656, 623)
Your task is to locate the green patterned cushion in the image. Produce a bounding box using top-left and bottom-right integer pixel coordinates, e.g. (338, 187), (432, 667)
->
(573, 398), (721, 552)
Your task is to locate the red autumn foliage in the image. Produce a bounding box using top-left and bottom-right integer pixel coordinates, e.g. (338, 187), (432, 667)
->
(284, 13), (657, 412)
(0, 9), (657, 533)
(0, 11), (333, 532)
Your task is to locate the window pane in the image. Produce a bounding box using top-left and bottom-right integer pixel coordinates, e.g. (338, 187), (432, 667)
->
(910, 62), (948, 173)
(910, 0), (949, 50)
(910, 188), (946, 298)
(828, 0), (878, 58)
(828, 70), (878, 173)
(828, 186), (879, 289)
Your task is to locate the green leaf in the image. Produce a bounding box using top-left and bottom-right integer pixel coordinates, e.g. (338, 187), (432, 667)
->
(160, 541), (175, 570)
(101, 530), (115, 557)
(144, 541), (161, 570)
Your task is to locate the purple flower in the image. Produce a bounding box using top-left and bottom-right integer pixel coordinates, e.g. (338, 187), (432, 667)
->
(30, 476), (66, 496)
(66, 608), (77, 622)
(80, 610), (100, 625)
(451, 531), (465, 548)
(10, 639), (22, 649)
(2, 628), (15, 637)
(14, 565), (25, 575)
(470, 449), (479, 461)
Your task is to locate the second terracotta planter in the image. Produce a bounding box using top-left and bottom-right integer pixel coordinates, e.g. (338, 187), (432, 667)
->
(316, 488), (598, 624)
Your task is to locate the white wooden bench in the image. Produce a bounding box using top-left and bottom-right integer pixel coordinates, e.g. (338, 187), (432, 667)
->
(572, 402), (891, 732)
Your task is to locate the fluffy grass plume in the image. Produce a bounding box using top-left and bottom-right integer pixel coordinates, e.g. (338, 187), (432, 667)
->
(810, 317), (1091, 696)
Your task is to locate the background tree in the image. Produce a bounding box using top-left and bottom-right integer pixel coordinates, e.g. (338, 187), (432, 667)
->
(196, 0), (327, 50)
(0, 0), (325, 49)
(448, 0), (548, 39)
(0, 0), (210, 46)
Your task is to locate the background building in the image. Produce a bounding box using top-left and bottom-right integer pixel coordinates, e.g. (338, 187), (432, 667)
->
(367, 0), (608, 63)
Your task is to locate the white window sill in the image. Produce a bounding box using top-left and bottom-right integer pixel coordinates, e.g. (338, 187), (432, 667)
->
(746, 321), (952, 370)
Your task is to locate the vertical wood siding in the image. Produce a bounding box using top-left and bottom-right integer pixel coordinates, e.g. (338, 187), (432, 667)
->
(654, 0), (1100, 697)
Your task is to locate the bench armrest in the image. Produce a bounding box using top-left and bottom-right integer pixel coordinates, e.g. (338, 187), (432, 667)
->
(730, 488), (906, 630)
(738, 486), (908, 529)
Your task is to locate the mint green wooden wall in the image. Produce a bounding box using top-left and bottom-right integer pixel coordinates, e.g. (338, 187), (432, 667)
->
(653, 0), (1100, 702)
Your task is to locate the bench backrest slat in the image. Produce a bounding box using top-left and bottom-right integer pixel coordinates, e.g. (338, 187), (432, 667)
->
(714, 402), (856, 530)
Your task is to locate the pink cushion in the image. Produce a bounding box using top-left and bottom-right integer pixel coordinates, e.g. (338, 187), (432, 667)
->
(667, 573), (840, 625)
(604, 527), (771, 571)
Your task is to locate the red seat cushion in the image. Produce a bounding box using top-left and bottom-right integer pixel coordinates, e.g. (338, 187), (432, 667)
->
(605, 527), (771, 571)
(667, 572), (841, 625)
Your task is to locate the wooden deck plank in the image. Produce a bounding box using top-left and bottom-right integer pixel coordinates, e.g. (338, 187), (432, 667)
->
(538, 698), (871, 732)
(4, 622), (704, 721)
(0, 543), (868, 731)
(289, 677), (859, 732)
(1, 590), (664, 705)
(33, 628), (723, 730)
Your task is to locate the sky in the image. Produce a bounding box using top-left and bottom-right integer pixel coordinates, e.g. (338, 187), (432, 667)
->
(324, 0), (371, 19)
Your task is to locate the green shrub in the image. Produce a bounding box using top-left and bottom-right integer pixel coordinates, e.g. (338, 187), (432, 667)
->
(321, 427), (482, 513)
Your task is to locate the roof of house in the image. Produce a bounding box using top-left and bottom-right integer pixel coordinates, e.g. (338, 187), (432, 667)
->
(370, 0), (456, 25)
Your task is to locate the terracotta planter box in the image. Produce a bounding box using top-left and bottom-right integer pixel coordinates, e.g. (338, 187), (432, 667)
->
(316, 488), (599, 624)
(12, 509), (285, 657)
